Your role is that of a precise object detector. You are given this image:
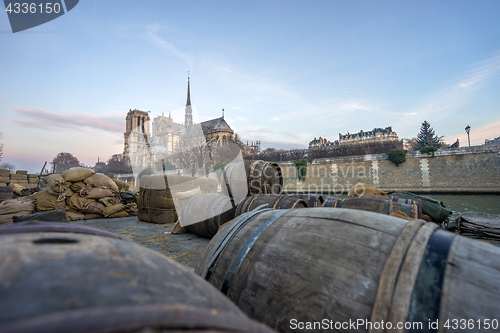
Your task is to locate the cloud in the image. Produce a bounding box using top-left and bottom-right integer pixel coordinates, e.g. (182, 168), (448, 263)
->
(444, 119), (500, 146)
(408, 52), (500, 118)
(7, 106), (124, 133)
(236, 125), (310, 148)
(232, 106), (242, 110)
(145, 24), (194, 64)
(272, 117), (279, 121)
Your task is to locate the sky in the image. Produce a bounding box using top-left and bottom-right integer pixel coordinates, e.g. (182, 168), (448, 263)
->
(1, 0), (500, 173)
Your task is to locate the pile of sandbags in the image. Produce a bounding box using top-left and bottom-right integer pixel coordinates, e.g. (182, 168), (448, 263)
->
(0, 198), (36, 225)
(29, 167), (137, 221)
(0, 169), (39, 189)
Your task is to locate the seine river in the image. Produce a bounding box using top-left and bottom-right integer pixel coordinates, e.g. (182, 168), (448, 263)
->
(315, 193), (500, 220)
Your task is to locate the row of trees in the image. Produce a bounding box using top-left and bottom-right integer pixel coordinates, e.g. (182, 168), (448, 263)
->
(0, 132), (16, 171)
(50, 152), (132, 175)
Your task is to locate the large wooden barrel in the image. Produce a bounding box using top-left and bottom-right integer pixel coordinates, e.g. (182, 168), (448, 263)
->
(195, 208), (500, 332)
(235, 194), (307, 217)
(222, 160), (283, 199)
(181, 193), (236, 239)
(138, 175), (218, 224)
(0, 186), (13, 203)
(333, 195), (421, 219)
(287, 194), (325, 207)
(0, 223), (275, 333)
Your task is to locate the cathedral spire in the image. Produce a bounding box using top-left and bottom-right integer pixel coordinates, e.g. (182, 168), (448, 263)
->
(184, 72), (193, 129)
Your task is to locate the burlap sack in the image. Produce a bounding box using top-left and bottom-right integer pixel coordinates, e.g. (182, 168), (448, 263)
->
(32, 190), (64, 212)
(0, 198), (35, 215)
(108, 210), (129, 218)
(112, 178), (130, 191)
(0, 199), (35, 225)
(86, 188), (114, 199)
(99, 196), (121, 207)
(64, 205), (78, 213)
(62, 167), (95, 182)
(69, 182), (89, 196)
(104, 203), (126, 217)
(347, 183), (388, 198)
(82, 200), (106, 215)
(84, 174), (119, 193)
(56, 188), (74, 203)
(84, 213), (102, 220)
(124, 202), (138, 216)
(12, 183), (25, 196)
(66, 193), (94, 211)
(46, 174), (70, 194)
(65, 211), (86, 221)
(390, 210), (414, 221)
(171, 220), (188, 234)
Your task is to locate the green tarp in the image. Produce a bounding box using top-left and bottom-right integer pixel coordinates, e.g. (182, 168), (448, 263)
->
(390, 191), (452, 223)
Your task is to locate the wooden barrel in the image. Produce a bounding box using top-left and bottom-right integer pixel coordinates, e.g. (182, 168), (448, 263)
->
(195, 208), (500, 332)
(333, 195), (420, 219)
(222, 160), (283, 199)
(0, 223), (275, 333)
(0, 186), (13, 203)
(321, 197), (341, 207)
(181, 193), (236, 239)
(234, 194), (307, 217)
(138, 175), (218, 224)
(287, 194), (325, 207)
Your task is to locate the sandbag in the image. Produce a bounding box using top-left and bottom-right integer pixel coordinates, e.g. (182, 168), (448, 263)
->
(65, 211), (86, 221)
(104, 203), (126, 217)
(99, 196), (121, 207)
(108, 210), (129, 218)
(124, 202), (138, 216)
(14, 207), (67, 223)
(62, 167), (94, 182)
(31, 190), (64, 212)
(84, 213), (102, 220)
(390, 210), (413, 221)
(82, 201), (106, 216)
(69, 182), (89, 196)
(112, 178), (130, 191)
(12, 184), (25, 196)
(84, 173), (119, 192)
(0, 199), (35, 225)
(171, 220), (188, 234)
(348, 183), (388, 197)
(86, 188), (114, 199)
(56, 188), (74, 203)
(45, 174), (70, 194)
(66, 193), (93, 211)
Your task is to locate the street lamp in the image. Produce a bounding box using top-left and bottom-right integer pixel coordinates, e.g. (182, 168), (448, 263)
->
(465, 125), (471, 147)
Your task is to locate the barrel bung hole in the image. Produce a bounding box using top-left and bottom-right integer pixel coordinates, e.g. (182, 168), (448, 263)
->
(33, 238), (79, 245)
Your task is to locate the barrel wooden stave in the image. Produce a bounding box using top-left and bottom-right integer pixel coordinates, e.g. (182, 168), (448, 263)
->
(287, 194), (324, 207)
(182, 193), (236, 238)
(235, 194), (307, 217)
(0, 186), (13, 203)
(0, 227), (275, 333)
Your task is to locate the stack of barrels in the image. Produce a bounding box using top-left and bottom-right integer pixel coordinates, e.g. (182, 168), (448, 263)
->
(180, 160), (309, 238)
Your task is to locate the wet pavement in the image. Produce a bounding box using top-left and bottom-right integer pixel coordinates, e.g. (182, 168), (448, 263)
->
(69, 217), (210, 269)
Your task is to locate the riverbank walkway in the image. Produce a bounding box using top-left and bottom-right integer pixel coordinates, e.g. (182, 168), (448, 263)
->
(70, 217), (210, 269)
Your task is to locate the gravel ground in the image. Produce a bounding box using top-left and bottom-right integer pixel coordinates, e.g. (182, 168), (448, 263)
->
(69, 217), (210, 269)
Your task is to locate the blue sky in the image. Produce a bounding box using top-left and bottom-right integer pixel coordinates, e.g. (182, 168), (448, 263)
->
(1, 0), (500, 172)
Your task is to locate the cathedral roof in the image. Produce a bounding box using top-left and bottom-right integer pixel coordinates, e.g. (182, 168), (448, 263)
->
(200, 117), (233, 133)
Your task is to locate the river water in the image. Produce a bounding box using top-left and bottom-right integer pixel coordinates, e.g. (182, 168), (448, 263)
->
(312, 193), (500, 220)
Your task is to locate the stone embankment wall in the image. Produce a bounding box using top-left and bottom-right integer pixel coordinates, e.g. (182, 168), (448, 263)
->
(279, 145), (500, 194)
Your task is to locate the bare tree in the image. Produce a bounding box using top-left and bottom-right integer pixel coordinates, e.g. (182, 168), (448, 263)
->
(107, 154), (132, 174)
(51, 152), (81, 173)
(0, 162), (15, 172)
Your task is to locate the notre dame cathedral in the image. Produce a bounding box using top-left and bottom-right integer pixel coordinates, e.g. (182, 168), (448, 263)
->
(123, 76), (247, 172)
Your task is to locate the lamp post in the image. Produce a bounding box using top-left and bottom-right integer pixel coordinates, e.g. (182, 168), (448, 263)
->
(465, 125), (471, 147)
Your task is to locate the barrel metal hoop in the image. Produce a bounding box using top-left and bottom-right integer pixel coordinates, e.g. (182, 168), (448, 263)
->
(221, 209), (292, 297)
(199, 207), (272, 281)
(406, 229), (454, 332)
(338, 198), (345, 208)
